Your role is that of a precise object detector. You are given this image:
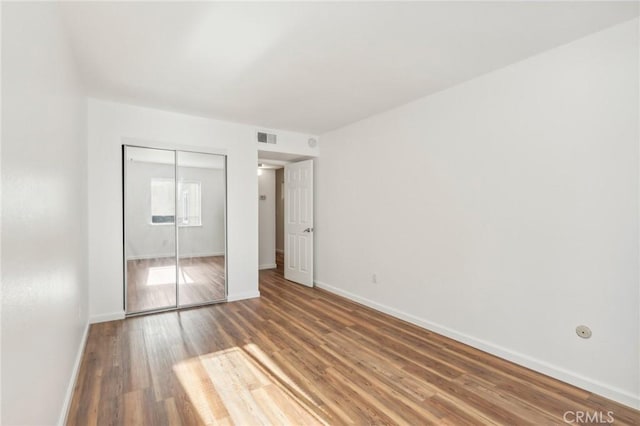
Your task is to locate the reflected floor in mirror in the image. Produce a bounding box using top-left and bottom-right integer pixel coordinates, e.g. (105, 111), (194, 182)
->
(127, 256), (225, 313)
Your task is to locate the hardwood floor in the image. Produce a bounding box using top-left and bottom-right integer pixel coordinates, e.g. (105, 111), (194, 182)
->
(69, 262), (639, 425)
(127, 256), (225, 313)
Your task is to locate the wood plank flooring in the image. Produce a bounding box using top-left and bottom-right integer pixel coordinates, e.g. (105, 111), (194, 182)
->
(69, 258), (639, 425)
(127, 256), (225, 313)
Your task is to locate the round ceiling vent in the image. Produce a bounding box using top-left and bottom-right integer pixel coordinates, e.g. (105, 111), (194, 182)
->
(308, 138), (317, 148)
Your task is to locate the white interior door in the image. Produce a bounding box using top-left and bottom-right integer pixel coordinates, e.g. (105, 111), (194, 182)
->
(284, 160), (314, 287)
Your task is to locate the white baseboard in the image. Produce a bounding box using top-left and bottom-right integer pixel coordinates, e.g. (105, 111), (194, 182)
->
(314, 280), (640, 410)
(259, 263), (277, 270)
(227, 290), (261, 302)
(58, 322), (90, 426)
(90, 311), (125, 324)
(126, 252), (225, 261)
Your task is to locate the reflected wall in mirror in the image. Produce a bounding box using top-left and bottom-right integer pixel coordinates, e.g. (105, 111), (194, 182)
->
(177, 151), (226, 307)
(124, 146), (226, 315)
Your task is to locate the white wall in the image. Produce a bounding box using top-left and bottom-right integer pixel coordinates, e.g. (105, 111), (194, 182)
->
(256, 128), (318, 158)
(88, 99), (317, 321)
(1, 3), (89, 425)
(258, 169), (276, 269)
(0, 2), (4, 422)
(316, 19), (640, 408)
(125, 161), (225, 259)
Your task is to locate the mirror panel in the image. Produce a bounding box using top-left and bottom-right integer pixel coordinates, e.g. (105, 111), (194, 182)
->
(176, 151), (227, 306)
(124, 146), (177, 314)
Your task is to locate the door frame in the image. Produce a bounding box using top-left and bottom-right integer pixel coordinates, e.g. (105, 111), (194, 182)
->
(257, 157), (315, 287)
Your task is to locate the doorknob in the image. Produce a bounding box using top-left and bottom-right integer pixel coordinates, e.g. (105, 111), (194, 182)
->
(303, 228), (314, 233)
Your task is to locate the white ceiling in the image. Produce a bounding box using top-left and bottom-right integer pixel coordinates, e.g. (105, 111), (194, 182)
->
(60, 2), (639, 134)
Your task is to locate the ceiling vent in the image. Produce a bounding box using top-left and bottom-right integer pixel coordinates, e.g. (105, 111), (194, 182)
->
(257, 131), (277, 144)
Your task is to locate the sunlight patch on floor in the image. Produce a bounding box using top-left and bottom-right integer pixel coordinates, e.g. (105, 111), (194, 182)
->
(173, 346), (326, 425)
(173, 356), (228, 424)
(145, 265), (194, 286)
(243, 343), (316, 407)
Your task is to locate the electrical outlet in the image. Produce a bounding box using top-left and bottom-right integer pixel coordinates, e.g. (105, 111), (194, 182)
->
(371, 273), (377, 284)
(576, 325), (592, 339)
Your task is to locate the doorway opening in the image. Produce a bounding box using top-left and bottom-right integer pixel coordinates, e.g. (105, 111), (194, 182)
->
(257, 163), (279, 273)
(275, 167), (285, 274)
(257, 164), (285, 275)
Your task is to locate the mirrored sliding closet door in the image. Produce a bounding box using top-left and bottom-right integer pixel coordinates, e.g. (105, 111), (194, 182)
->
(124, 146), (227, 315)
